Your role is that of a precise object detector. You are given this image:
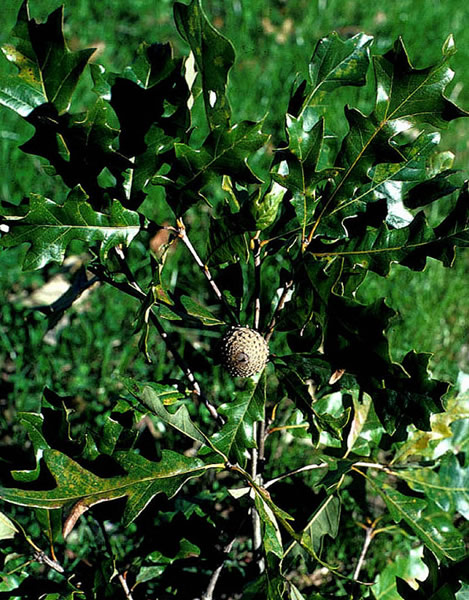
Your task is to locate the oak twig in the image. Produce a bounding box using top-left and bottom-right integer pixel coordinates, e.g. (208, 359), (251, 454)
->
(353, 520), (378, 582)
(265, 278), (294, 342)
(250, 422), (265, 573)
(118, 573), (134, 600)
(176, 218), (239, 325)
(201, 538), (236, 600)
(252, 232), (262, 330)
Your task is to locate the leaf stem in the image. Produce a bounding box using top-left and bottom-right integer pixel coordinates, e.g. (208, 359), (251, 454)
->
(265, 460), (393, 490)
(264, 462), (329, 489)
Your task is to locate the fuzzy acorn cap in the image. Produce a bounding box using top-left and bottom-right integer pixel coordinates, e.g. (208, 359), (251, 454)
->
(220, 326), (269, 377)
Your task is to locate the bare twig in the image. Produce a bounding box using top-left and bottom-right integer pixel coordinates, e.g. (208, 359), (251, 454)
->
(353, 520), (377, 581)
(201, 539), (236, 600)
(33, 550), (65, 574)
(176, 218), (239, 325)
(118, 572), (134, 600)
(258, 419), (266, 465)
(265, 278), (294, 342)
(252, 232), (262, 330)
(250, 422), (265, 573)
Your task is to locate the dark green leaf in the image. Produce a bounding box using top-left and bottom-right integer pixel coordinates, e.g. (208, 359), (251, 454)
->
(324, 295), (447, 433)
(19, 100), (132, 207)
(275, 354), (351, 444)
(136, 538), (200, 583)
(374, 36), (467, 128)
(110, 45), (189, 157)
(1, 1), (93, 115)
(170, 119), (269, 211)
(0, 189), (140, 270)
(207, 210), (250, 265)
(300, 495), (341, 553)
(254, 494), (284, 558)
(305, 36), (468, 240)
(273, 113), (338, 242)
(309, 182), (469, 276)
(174, 0), (235, 129)
(249, 181), (287, 231)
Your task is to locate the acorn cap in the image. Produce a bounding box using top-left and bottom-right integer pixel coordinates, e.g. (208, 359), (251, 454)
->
(220, 326), (269, 377)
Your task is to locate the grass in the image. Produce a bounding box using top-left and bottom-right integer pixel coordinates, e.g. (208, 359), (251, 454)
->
(1, 0), (468, 414)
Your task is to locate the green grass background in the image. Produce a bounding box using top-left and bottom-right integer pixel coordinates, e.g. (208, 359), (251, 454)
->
(1, 0), (468, 414)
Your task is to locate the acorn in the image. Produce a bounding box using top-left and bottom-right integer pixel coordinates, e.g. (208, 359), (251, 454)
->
(220, 326), (269, 377)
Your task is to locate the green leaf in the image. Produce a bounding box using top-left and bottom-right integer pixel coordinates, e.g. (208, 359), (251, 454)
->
(109, 43), (190, 158)
(98, 398), (141, 455)
(309, 183), (469, 276)
(1, 1), (94, 115)
(207, 209), (250, 265)
(374, 36), (467, 129)
(346, 391), (384, 456)
(174, 0), (235, 129)
(391, 395), (469, 465)
(372, 546), (429, 600)
(395, 548), (469, 600)
(255, 494), (284, 558)
(323, 295), (447, 433)
(398, 454), (469, 520)
(0, 512), (18, 541)
(273, 113), (338, 242)
(170, 119), (269, 211)
(368, 132), (443, 225)
(341, 131), (444, 229)
(0, 190), (140, 270)
(300, 495), (341, 553)
(123, 378), (208, 447)
(0, 448), (222, 527)
(35, 507), (63, 545)
(249, 181), (287, 231)
(275, 353), (351, 444)
(305, 36), (468, 240)
(366, 476), (465, 563)
(18, 100), (132, 207)
(331, 105), (405, 208)
(180, 295), (225, 326)
(211, 370), (266, 465)
(305, 32), (373, 106)
(136, 538), (200, 583)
